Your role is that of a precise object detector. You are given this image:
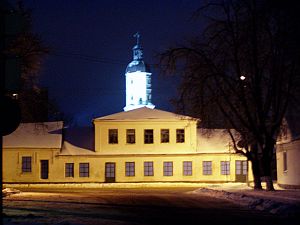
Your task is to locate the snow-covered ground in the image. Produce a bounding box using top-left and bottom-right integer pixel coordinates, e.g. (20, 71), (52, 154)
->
(188, 183), (300, 216)
(3, 183), (300, 225)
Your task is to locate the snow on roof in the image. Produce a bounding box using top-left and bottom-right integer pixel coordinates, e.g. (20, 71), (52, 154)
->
(277, 114), (300, 144)
(197, 128), (235, 153)
(3, 121), (63, 149)
(60, 126), (96, 155)
(94, 107), (198, 121)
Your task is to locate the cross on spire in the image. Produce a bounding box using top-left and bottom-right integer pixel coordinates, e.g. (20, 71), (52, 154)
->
(133, 32), (140, 46)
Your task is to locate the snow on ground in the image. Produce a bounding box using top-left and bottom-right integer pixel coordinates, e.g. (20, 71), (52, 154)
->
(2, 188), (21, 197)
(3, 182), (300, 224)
(188, 183), (300, 216)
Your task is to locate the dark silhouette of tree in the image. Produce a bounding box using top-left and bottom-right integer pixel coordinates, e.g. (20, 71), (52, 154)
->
(159, 0), (300, 190)
(4, 1), (64, 123)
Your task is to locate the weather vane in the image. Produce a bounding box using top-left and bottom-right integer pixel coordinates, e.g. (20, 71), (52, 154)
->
(133, 32), (140, 46)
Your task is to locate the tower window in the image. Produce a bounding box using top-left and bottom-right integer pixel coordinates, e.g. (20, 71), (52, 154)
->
(139, 98), (143, 104)
(131, 80), (133, 84)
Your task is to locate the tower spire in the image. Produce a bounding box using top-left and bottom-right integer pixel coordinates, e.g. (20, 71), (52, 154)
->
(134, 32), (140, 46)
(132, 32), (143, 61)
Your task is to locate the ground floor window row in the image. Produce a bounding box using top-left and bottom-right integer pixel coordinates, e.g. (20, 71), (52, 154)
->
(20, 157), (248, 179)
(68, 161), (247, 178)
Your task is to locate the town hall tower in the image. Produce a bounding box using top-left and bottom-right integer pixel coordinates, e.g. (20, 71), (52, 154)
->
(123, 33), (155, 111)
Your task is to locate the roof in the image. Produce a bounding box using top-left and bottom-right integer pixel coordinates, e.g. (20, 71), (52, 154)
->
(3, 121), (63, 149)
(93, 107), (198, 122)
(277, 113), (300, 144)
(60, 126), (96, 155)
(126, 60), (150, 73)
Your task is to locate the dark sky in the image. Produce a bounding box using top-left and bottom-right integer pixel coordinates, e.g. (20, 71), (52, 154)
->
(21, 0), (202, 126)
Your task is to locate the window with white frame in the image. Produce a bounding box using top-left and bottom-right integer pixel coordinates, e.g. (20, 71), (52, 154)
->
(126, 129), (135, 144)
(144, 129), (154, 144)
(176, 129), (185, 143)
(203, 161), (212, 175)
(79, 163), (89, 177)
(65, 163), (74, 177)
(108, 129), (118, 144)
(163, 161), (173, 176)
(22, 156), (32, 172)
(125, 162), (135, 176)
(183, 161), (192, 176)
(221, 161), (230, 175)
(144, 161), (154, 176)
(161, 129), (169, 143)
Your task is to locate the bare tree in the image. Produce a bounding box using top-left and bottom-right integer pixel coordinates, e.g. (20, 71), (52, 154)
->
(159, 0), (300, 190)
(4, 1), (57, 123)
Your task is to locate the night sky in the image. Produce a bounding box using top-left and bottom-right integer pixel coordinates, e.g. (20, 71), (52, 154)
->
(21, 0), (202, 126)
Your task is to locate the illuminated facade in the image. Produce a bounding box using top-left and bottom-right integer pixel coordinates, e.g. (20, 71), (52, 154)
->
(3, 108), (252, 184)
(124, 33), (155, 111)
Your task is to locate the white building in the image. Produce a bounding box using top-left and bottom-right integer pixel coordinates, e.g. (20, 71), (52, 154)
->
(276, 116), (300, 189)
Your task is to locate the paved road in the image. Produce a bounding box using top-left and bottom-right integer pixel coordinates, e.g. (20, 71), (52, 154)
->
(3, 188), (298, 225)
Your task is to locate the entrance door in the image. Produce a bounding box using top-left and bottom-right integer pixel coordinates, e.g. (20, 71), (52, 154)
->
(40, 160), (49, 179)
(105, 162), (115, 183)
(235, 160), (247, 182)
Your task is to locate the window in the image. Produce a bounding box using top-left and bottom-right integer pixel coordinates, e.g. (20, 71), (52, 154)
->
(22, 156), (32, 172)
(65, 163), (74, 177)
(221, 161), (230, 175)
(163, 162), (173, 176)
(79, 163), (89, 177)
(126, 129), (135, 144)
(183, 161), (192, 176)
(105, 162), (115, 179)
(144, 129), (154, 144)
(144, 161), (154, 176)
(176, 129), (185, 143)
(108, 129), (118, 144)
(242, 161), (248, 175)
(283, 151), (288, 172)
(203, 161), (212, 175)
(161, 129), (169, 143)
(235, 160), (247, 175)
(125, 162), (135, 176)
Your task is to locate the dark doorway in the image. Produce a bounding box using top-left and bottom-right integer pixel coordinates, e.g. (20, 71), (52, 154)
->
(40, 160), (49, 179)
